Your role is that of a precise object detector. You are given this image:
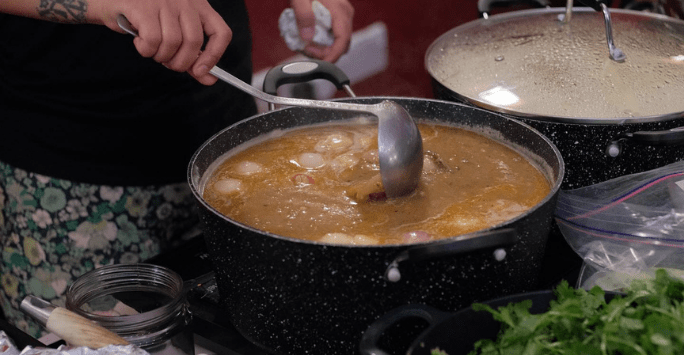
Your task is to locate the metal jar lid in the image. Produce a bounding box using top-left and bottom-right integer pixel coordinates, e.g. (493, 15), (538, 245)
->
(425, 7), (684, 123)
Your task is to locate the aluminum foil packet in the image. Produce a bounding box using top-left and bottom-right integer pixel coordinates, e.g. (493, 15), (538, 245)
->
(20, 345), (149, 355)
(278, 0), (334, 51)
(1, 332), (149, 355)
(1, 331), (20, 355)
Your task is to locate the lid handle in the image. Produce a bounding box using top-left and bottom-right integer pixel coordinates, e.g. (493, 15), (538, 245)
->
(575, 0), (605, 12)
(576, 0), (626, 62)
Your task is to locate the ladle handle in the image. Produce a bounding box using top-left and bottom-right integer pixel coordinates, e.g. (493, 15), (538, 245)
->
(114, 14), (377, 116)
(208, 66), (372, 112)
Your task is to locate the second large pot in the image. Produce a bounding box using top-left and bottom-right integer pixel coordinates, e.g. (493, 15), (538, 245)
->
(188, 98), (563, 355)
(427, 7), (684, 189)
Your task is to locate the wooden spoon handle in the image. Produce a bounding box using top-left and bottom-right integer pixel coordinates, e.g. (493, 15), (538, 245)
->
(21, 296), (129, 349)
(45, 307), (129, 348)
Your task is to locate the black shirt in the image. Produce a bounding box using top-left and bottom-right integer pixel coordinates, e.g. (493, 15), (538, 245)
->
(0, 0), (257, 186)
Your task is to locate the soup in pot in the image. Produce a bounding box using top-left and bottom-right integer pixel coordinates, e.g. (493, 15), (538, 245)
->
(202, 121), (550, 245)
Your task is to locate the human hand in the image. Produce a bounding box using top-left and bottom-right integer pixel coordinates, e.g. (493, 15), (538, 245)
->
(91, 0), (230, 85)
(289, 0), (354, 62)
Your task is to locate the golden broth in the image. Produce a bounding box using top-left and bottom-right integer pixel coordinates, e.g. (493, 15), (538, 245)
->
(202, 122), (550, 245)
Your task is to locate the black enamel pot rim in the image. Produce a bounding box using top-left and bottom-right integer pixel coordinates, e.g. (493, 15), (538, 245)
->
(425, 7), (684, 125)
(187, 96), (565, 248)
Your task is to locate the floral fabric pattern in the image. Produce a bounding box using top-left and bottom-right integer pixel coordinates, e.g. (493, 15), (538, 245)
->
(0, 161), (200, 338)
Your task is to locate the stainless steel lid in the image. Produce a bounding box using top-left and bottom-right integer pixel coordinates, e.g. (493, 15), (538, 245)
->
(425, 7), (684, 123)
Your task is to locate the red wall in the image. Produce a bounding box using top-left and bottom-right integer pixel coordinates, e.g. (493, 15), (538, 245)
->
(245, 1), (481, 98)
(245, 1), (576, 98)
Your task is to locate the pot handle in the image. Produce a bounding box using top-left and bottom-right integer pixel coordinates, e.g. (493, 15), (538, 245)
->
(478, 0), (549, 18)
(384, 228), (517, 282)
(262, 59), (355, 97)
(358, 304), (452, 355)
(621, 127), (684, 146)
(606, 126), (684, 157)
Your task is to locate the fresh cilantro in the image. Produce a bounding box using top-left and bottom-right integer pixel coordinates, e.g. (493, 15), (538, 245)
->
(464, 269), (684, 355)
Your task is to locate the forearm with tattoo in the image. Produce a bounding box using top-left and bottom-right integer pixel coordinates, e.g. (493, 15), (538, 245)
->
(37, 0), (87, 23)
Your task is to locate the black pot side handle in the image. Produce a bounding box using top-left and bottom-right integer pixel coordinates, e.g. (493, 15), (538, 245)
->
(359, 304), (452, 355)
(477, 0), (550, 18)
(384, 228), (518, 282)
(621, 127), (684, 146)
(606, 127), (684, 157)
(262, 59), (355, 97)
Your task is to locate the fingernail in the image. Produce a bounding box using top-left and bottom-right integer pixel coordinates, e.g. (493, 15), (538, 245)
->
(198, 65), (209, 74)
(300, 27), (315, 41)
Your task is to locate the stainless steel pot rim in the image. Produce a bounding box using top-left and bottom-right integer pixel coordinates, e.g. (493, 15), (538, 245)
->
(425, 7), (684, 124)
(424, 6), (684, 46)
(187, 96), (564, 248)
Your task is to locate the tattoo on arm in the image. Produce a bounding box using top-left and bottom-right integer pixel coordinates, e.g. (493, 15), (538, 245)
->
(37, 0), (87, 23)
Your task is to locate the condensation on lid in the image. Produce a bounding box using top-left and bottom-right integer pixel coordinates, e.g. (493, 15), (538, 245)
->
(426, 8), (684, 121)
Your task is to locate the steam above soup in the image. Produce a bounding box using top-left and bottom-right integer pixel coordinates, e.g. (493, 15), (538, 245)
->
(202, 121), (550, 245)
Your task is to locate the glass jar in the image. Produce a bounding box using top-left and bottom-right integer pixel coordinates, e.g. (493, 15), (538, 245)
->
(65, 264), (194, 355)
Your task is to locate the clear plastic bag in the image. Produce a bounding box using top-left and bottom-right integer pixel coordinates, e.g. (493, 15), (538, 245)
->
(555, 160), (684, 291)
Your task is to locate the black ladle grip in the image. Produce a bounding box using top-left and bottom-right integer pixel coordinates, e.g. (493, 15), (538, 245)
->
(621, 126), (684, 146)
(262, 59), (352, 95)
(358, 304), (451, 355)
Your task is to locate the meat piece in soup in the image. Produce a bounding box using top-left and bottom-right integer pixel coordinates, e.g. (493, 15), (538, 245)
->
(202, 122), (550, 245)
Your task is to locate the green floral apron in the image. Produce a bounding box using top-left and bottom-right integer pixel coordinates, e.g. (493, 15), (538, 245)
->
(0, 161), (200, 338)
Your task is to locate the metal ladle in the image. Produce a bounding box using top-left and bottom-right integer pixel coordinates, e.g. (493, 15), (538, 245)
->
(116, 15), (423, 198)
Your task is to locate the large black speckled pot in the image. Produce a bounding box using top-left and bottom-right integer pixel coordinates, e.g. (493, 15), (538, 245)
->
(427, 8), (684, 190)
(427, 8), (684, 289)
(187, 98), (564, 355)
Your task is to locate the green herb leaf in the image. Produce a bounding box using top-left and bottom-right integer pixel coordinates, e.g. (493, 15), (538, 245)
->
(463, 269), (684, 355)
